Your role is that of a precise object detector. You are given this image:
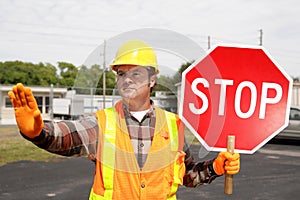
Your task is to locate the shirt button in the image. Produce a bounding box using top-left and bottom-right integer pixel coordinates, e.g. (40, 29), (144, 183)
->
(140, 143), (144, 148)
(141, 183), (145, 188)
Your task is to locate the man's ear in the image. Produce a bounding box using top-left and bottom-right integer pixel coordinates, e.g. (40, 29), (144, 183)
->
(149, 75), (156, 87)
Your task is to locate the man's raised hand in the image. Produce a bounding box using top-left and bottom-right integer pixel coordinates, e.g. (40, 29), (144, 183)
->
(8, 83), (44, 138)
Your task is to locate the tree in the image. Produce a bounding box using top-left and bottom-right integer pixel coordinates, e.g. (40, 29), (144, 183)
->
(57, 62), (78, 86)
(172, 60), (194, 84)
(73, 64), (116, 95)
(0, 60), (196, 93)
(36, 62), (59, 85)
(97, 70), (117, 95)
(74, 64), (101, 90)
(155, 75), (176, 93)
(0, 61), (59, 86)
(154, 61), (194, 93)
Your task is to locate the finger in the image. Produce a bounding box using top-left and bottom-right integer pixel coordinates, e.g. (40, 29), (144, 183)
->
(226, 169), (239, 175)
(232, 153), (240, 161)
(218, 151), (228, 160)
(225, 160), (240, 174)
(225, 160), (239, 167)
(225, 165), (240, 174)
(16, 83), (28, 107)
(223, 152), (240, 161)
(12, 85), (22, 106)
(8, 91), (20, 108)
(225, 165), (239, 171)
(24, 87), (38, 110)
(221, 151), (233, 160)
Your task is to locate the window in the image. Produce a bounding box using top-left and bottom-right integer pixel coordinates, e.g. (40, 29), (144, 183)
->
(290, 108), (300, 120)
(35, 96), (43, 113)
(5, 95), (53, 114)
(45, 97), (50, 113)
(5, 97), (12, 108)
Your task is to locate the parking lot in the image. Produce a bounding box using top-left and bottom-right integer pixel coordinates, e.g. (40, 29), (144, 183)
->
(0, 140), (299, 200)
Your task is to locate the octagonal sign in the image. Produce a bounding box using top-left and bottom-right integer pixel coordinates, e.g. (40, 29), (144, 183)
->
(179, 45), (292, 154)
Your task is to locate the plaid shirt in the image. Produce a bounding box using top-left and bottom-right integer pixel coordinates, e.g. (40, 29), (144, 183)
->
(122, 103), (155, 169)
(25, 101), (219, 187)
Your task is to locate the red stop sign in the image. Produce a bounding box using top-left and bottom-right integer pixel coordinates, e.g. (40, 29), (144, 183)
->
(180, 45), (292, 154)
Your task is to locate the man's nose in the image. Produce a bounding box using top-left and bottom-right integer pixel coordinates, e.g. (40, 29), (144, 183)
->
(123, 74), (134, 84)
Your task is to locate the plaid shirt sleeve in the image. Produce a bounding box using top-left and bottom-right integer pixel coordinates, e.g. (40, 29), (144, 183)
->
(22, 114), (99, 157)
(183, 142), (220, 187)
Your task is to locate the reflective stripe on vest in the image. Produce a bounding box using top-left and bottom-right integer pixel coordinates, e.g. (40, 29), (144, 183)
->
(102, 107), (116, 199)
(90, 107), (181, 200)
(165, 111), (178, 151)
(165, 111), (180, 199)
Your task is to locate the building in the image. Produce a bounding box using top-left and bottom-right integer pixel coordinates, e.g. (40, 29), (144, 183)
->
(0, 85), (178, 125)
(2, 82), (299, 125)
(0, 85), (67, 125)
(291, 82), (300, 106)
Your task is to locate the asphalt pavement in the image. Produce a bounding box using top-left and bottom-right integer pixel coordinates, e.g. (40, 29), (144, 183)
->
(1, 141), (299, 200)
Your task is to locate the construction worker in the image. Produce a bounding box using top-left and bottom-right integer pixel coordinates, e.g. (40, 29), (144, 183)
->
(8, 40), (240, 200)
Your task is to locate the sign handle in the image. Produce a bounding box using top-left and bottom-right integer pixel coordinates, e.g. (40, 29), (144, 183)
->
(224, 135), (235, 195)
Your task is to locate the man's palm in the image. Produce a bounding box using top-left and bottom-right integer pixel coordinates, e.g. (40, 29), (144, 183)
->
(8, 83), (44, 138)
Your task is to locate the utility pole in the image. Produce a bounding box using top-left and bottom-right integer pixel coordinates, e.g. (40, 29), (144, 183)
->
(50, 84), (53, 120)
(103, 40), (106, 109)
(208, 35), (211, 49)
(259, 29), (263, 46)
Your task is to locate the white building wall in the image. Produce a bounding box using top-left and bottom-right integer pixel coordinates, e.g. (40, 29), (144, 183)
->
(291, 83), (300, 106)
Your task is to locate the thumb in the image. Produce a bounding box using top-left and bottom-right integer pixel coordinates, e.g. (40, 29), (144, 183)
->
(213, 152), (227, 175)
(33, 109), (44, 129)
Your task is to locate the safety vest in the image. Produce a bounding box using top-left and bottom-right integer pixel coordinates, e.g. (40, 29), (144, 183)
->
(89, 101), (186, 200)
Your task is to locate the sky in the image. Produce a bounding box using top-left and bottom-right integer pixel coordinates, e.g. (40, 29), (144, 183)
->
(0, 0), (299, 77)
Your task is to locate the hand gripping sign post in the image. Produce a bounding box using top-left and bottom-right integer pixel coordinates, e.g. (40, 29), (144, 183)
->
(179, 45), (292, 194)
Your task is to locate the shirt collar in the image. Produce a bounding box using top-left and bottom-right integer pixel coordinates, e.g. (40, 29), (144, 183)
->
(122, 100), (155, 120)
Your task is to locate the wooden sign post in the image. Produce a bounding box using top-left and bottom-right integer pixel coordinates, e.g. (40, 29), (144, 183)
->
(224, 135), (235, 195)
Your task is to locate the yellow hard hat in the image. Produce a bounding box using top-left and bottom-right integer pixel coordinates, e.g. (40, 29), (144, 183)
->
(110, 40), (159, 73)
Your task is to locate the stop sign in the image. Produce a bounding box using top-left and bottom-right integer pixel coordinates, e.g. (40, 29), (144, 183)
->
(180, 45), (292, 154)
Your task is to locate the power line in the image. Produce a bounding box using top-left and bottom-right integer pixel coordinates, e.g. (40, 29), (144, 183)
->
(0, 20), (118, 34)
(0, 29), (106, 41)
(0, 38), (98, 48)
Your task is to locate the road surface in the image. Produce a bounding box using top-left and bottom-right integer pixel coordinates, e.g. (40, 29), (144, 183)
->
(1, 141), (299, 200)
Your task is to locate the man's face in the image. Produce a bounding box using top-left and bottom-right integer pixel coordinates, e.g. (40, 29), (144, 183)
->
(116, 65), (155, 102)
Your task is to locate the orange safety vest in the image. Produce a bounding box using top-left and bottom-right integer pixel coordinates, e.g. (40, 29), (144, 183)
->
(89, 101), (186, 200)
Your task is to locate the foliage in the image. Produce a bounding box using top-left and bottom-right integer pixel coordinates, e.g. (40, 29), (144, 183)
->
(0, 61), (116, 90)
(155, 61), (194, 93)
(0, 60), (197, 92)
(73, 64), (101, 91)
(0, 61), (59, 86)
(172, 60), (194, 83)
(57, 62), (78, 86)
(155, 75), (176, 93)
(73, 64), (116, 95)
(96, 70), (117, 95)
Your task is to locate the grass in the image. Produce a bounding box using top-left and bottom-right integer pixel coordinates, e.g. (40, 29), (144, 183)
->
(0, 125), (199, 167)
(0, 125), (63, 167)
